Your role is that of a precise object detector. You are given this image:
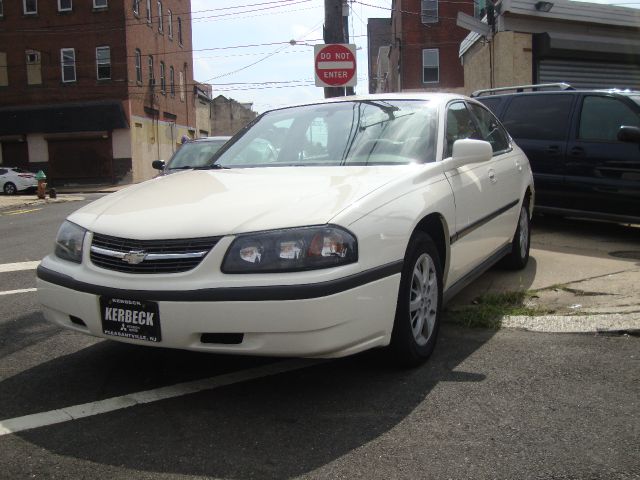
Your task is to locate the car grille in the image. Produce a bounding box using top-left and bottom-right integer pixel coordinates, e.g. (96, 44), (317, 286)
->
(90, 233), (221, 274)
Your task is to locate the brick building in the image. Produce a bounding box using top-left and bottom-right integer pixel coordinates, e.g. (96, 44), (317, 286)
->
(384, 0), (474, 93)
(0, 0), (196, 185)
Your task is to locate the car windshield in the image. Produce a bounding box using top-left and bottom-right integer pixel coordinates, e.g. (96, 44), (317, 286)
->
(166, 140), (228, 170)
(209, 100), (438, 168)
(628, 94), (640, 108)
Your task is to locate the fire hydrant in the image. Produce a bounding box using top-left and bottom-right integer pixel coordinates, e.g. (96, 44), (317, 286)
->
(35, 170), (47, 199)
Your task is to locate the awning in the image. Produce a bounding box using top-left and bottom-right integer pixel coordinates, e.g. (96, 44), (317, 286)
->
(0, 100), (129, 135)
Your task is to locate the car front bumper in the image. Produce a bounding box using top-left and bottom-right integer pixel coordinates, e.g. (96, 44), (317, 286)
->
(36, 263), (401, 358)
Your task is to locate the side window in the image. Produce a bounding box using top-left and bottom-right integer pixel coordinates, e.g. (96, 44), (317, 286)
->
(477, 97), (502, 115)
(501, 94), (574, 141)
(445, 102), (482, 158)
(578, 96), (640, 142)
(0, 169), (7, 175)
(468, 103), (510, 153)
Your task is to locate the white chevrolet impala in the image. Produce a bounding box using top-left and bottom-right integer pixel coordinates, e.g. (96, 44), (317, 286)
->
(37, 94), (534, 366)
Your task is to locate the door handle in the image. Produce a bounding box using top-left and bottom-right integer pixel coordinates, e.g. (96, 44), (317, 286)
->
(546, 145), (561, 155)
(569, 146), (585, 157)
(488, 168), (497, 183)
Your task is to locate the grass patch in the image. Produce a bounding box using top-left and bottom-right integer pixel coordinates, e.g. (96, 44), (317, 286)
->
(445, 290), (553, 329)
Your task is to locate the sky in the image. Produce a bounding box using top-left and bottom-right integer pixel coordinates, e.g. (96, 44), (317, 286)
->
(190, 0), (393, 113)
(189, 0), (638, 114)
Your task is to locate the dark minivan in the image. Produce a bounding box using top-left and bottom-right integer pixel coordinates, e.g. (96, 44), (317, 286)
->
(475, 85), (640, 223)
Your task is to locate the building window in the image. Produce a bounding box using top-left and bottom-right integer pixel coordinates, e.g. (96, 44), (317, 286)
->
(159, 61), (166, 93)
(93, 0), (107, 8)
(61, 48), (76, 83)
(135, 49), (142, 83)
(169, 65), (175, 96)
(96, 46), (111, 80)
(179, 70), (184, 101)
(26, 50), (42, 85)
(58, 0), (72, 12)
(422, 48), (439, 83)
(0, 53), (8, 87)
(474, 0), (486, 19)
(23, 0), (37, 15)
(0, 1), (4, 17)
(157, 1), (163, 32)
(148, 55), (154, 85)
(133, 0), (139, 15)
(177, 17), (183, 45)
(146, 0), (151, 23)
(421, 0), (438, 23)
(167, 9), (173, 39)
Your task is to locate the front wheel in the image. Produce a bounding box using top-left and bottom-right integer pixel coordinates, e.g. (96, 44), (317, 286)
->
(3, 182), (17, 195)
(500, 200), (530, 270)
(389, 232), (443, 367)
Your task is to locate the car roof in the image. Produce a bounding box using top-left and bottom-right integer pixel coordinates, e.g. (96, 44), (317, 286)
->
(475, 88), (640, 99)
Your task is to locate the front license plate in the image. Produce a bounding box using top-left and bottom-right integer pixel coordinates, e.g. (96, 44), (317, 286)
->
(100, 297), (161, 342)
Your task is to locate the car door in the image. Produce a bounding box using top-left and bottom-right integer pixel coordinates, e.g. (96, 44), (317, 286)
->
(564, 94), (640, 219)
(499, 93), (576, 211)
(0, 168), (7, 190)
(443, 101), (513, 286)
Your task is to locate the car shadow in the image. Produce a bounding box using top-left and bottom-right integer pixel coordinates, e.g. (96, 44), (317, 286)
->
(3, 324), (494, 478)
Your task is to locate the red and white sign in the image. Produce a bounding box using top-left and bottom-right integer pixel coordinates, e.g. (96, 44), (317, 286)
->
(314, 44), (357, 88)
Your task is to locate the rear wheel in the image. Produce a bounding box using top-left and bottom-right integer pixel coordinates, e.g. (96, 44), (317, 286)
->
(3, 182), (17, 195)
(500, 200), (530, 270)
(389, 232), (443, 367)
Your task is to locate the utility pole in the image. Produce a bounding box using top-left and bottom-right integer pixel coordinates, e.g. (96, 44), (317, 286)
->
(323, 0), (346, 98)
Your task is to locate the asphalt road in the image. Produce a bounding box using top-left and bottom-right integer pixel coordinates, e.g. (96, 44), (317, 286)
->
(0, 196), (639, 479)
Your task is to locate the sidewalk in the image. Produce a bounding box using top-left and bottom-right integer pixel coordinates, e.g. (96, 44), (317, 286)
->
(0, 183), (133, 211)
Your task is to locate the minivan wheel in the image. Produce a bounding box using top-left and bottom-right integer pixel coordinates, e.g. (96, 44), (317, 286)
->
(3, 182), (17, 195)
(388, 232), (443, 367)
(500, 200), (530, 270)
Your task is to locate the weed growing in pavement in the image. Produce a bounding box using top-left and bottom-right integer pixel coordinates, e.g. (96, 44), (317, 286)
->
(444, 290), (555, 329)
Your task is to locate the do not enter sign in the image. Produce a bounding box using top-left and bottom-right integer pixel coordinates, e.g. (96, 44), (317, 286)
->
(314, 44), (357, 88)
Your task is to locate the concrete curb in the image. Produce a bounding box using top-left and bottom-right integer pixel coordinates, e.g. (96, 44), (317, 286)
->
(502, 313), (640, 334)
(0, 195), (85, 212)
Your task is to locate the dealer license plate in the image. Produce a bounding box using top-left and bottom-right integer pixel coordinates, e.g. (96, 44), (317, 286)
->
(100, 297), (161, 342)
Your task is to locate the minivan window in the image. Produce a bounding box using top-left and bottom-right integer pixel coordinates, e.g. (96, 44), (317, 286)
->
(468, 103), (510, 153)
(477, 97), (502, 114)
(579, 96), (640, 142)
(501, 94), (574, 141)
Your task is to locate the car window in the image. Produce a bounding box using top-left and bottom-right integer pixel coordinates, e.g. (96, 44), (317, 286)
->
(502, 94), (574, 141)
(578, 96), (640, 142)
(627, 95), (640, 108)
(467, 102), (510, 153)
(476, 97), (502, 114)
(445, 101), (483, 158)
(0, 169), (7, 175)
(166, 141), (227, 169)
(213, 100), (439, 167)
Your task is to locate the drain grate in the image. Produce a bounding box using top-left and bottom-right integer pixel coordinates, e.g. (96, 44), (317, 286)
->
(609, 251), (640, 260)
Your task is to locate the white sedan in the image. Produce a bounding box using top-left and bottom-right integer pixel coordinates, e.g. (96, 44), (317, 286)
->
(37, 94), (534, 366)
(0, 167), (38, 195)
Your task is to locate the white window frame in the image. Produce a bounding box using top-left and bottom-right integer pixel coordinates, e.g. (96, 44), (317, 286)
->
(148, 55), (154, 85)
(133, 0), (139, 15)
(177, 17), (183, 45)
(135, 49), (142, 83)
(169, 65), (175, 96)
(60, 48), (76, 83)
(159, 61), (166, 93)
(167, 9), (173, 39)
(93, 0), (107, 9)
(23, 0), (37, 15)
(58, 0), (72, 12)
(422, 48), (439, 84)
(96, 46), (111, 80)
(179, 70), (184, 101)
(146, 0), (151, 23)
(421, 0), (438, 24)
(157, 1), (163, 32)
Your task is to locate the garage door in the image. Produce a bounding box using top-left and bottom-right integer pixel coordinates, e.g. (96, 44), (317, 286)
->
(537, 59), (640, 90)
(1, 141), (29, 168)
(48, 137), (112, 185)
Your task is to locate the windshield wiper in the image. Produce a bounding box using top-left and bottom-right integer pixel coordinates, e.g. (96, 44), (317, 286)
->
(194, 164), (230, 170)
(168, 165), (194, 170)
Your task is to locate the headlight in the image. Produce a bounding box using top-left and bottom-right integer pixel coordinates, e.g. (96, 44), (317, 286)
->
(54, 221), (87, 264)
(222, 225), (358, 273)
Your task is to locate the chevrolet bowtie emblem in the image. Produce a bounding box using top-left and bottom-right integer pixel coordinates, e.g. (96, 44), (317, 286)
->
(122, 250), (147, 265)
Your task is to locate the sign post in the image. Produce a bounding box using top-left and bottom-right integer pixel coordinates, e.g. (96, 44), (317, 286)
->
(314, 44), (357, 89)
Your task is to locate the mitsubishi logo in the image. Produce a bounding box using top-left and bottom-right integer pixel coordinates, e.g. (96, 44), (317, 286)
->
(122, 250), (147, 265)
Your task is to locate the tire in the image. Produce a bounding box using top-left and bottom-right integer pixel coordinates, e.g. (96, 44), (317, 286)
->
(389, 232), (443, 367)
(500, 199), (531, 270)
(3, 182), (17, 195)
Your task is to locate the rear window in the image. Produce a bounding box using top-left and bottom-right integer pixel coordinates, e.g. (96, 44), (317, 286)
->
(501, 94), (574, 141)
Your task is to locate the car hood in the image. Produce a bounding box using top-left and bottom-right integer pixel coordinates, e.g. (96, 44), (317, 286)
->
(69, 166), (413, 239)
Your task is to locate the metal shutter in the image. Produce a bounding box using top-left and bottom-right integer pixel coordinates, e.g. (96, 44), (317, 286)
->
(537, 59), (640, 90)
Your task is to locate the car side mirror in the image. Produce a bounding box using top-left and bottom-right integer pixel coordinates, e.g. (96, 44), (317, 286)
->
(617, 126), (640, 144)
(152, 160), (166, 170)
(447, 139), (493, 169)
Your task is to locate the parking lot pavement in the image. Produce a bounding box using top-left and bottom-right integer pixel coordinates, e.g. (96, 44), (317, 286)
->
(448, 216), (640, 334)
